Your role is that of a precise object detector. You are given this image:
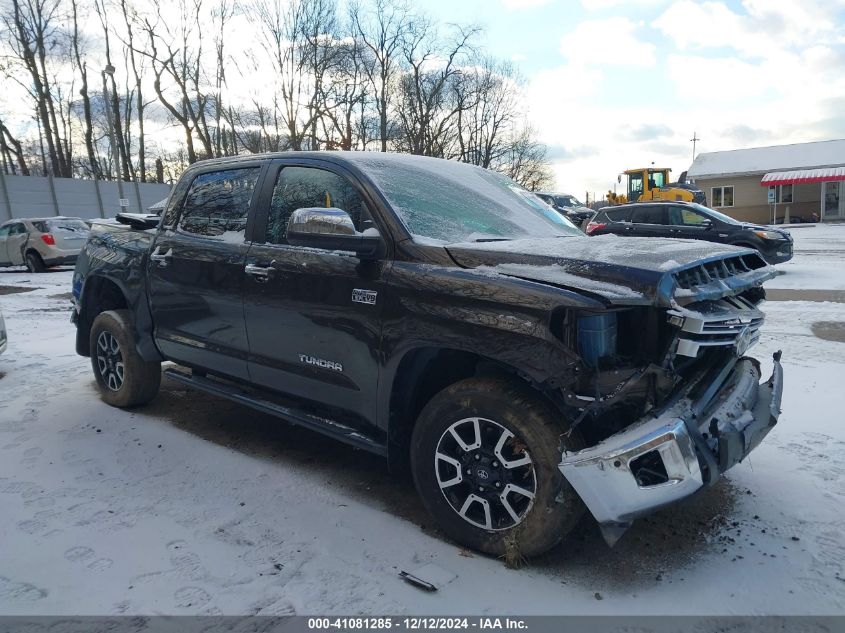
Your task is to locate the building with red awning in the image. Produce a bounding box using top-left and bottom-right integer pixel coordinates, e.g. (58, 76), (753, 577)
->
(686, 139), (845, 224)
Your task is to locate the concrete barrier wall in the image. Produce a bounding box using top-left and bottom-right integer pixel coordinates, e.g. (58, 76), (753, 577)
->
(0, 173), (172, 221)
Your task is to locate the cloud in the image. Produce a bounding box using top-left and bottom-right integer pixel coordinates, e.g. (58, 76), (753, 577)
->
(545, 144), (600, 162)
(559, 17), (656, 67)
(581, 0), (667, 10)
(501, 0), (555, 9)
(625, 124), (674, 142)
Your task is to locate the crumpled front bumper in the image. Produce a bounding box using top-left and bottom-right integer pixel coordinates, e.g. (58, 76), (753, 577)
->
(560, 352), (784, 545)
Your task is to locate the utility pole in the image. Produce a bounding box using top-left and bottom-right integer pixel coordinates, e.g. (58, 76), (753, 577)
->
(690, 132), (700, 162)
(102, 64), (125, 211)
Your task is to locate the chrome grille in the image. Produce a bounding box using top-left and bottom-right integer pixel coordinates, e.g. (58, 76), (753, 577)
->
(669, 295), (765, 358)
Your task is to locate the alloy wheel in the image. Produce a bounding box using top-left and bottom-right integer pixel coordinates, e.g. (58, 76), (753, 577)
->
(96, 331), (125, 391)
(434, 417), (537, 531)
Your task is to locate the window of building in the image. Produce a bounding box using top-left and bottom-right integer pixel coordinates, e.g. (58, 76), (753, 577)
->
(769, 184), (793, 203)
(178, 168), (261, 239)
(711, 186), (733, 208)
(266, 166), (369, 245)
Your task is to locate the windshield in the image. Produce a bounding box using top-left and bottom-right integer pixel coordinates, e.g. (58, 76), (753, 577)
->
(556, 195), (583, 208)
(691, 203), (739, 224)
(352, 155), (582, 243)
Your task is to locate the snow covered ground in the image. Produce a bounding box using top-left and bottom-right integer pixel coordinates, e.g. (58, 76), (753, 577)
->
(0, 225), (843, 616)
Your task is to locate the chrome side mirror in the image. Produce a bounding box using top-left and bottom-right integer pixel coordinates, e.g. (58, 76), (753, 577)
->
(286, 207), (380, 257)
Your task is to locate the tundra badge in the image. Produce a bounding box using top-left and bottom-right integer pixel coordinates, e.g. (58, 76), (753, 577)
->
(298, 355), (343, 372)
(352, 289), (377, 305)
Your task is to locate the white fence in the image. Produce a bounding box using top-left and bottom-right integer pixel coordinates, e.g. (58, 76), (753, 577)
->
(0, 172), (172, 221)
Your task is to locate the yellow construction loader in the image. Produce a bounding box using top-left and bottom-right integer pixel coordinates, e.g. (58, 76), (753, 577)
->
(620, 167), (706, 204)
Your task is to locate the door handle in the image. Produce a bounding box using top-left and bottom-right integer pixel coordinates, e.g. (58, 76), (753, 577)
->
(150, 247), (173, 267)
(245, 263), (275, 282)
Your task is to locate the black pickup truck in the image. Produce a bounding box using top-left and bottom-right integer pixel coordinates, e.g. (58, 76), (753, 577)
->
(72, 152), (784, 557)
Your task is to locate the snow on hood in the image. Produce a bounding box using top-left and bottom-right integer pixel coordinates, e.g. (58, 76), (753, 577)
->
(446, 234), (766, 306)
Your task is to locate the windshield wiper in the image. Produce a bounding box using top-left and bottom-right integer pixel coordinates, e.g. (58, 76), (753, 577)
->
(471, 237), (512, 242)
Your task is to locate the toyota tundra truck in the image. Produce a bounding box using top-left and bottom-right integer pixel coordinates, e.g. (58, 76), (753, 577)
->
(71, 152), (784, 556)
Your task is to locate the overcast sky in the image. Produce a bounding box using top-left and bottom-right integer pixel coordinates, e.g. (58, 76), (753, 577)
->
(424, 0), (845, 199)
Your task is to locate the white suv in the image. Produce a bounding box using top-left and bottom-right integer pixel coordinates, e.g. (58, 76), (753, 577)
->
(0, 217), (90, 272)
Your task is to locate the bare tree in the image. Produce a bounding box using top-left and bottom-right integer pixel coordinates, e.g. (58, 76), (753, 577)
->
(2, 0), (72, 176)
(118, 0), (149, 179)
(350, 0), (410, 152)
(69, 0), (100, 178)
(138, 0), (214, 163)
(395, 20), (479, 157)
(499, 123), (554, 191)
(0, 116), (30, 174)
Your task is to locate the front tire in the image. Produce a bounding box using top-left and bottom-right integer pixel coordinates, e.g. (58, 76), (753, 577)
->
(410, 377), (584, 559)
(25, 251), (46, 273)
(90, 310), (161, 408)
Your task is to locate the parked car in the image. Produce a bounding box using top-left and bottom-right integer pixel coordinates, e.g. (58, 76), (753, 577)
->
(72, 153), (783, 556)
(0, 307), (6, 355)
(0, 217), (90, 272)
(535, 191), (595, 225)
(586, 201), (794, 264)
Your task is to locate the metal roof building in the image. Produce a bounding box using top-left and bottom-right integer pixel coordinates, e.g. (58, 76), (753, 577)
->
(687, 139), (845, 224)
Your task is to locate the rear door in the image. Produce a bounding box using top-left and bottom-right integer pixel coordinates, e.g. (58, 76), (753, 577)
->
(242, 160), (391, 428)
(146, 163), (264, 380)
(603, 207), (633, 235)
(629, 205), (669, 238)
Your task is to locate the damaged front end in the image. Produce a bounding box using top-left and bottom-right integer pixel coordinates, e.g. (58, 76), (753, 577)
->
(554, 251), (783, 546)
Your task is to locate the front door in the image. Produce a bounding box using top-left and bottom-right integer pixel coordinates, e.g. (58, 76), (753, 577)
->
(0, 224), (11, 264)
(2, 222), (28, 265)
(243, 162), (390, 428)
(823, 181), (844, 220)
(147, 164), (263, 380)
(666, 205), (718, 242)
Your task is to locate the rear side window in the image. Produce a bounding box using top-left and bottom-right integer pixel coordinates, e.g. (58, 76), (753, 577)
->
(266, 166), (369, 245)
(631, 206), (666, 224)
(8, 223), (26, 235)
(178, 168), (261, 240)
(604, 208), (630, 222)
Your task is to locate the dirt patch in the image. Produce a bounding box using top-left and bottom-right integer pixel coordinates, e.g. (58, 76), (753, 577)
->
(811, 321), (845, 343)
(766, 289), (845, 303)
(47, 292), (73, 300)
(0, 285), (38, 296)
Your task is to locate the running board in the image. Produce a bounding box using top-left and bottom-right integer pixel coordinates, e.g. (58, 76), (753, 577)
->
(163, 368), (388, 456)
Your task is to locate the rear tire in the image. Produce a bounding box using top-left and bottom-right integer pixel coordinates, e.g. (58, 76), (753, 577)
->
(25, 251), (45, 273)
(90, 310), (161, 408)
(410, 377), (585, 559)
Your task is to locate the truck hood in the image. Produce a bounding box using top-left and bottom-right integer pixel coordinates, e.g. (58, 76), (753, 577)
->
(446, 235), (777, 307)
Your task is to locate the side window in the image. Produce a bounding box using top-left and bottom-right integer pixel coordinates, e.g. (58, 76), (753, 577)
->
(266, 166), (369, 245)
(0, 225), (9, 237)
(178, 167), (261, 239)
(9, 223), (26, 235)
(161, 175), (195, 228)
(667, 207), (707, 226)
(605, 208), (630, 222)
(631, 206), (665, 225)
